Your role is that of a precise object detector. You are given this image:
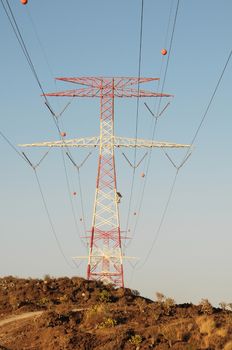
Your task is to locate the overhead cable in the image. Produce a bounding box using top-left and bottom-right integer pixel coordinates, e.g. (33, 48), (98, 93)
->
(134, 46), (232, 270)
(1, 0), (88, 251)
(125, 0), (144, 236)
(0, 132), (74, 269)
(126, 0), (181, 249)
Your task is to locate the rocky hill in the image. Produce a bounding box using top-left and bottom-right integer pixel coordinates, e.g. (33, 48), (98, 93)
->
(0, 276), (232, 349)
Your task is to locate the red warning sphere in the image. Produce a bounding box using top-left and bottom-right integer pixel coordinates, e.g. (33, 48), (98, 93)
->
(73, 192), (77, 196)
(161, 48), (167, 56)
(21, 0), (28, 4)
(60, 132), (66, 137)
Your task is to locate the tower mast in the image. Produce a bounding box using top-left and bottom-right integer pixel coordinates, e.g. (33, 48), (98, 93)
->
(88, 78), (123, 286)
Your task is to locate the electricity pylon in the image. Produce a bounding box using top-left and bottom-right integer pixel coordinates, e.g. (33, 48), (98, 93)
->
(20, 77), (189, 287)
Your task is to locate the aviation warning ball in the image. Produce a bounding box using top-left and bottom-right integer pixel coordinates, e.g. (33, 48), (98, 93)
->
(60, 132), (66, 137)
(73, 192), (77, 196)
(161, 48), (167, 56)
(21, 0), (28, 4)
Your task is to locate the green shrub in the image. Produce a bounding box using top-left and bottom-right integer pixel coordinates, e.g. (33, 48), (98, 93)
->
(97, 317), (117, 328)
(38, 297), (50, 306)
(129, 334), (142, 346)
(84, 304), (110, 328)
(98, 290), (111, 303)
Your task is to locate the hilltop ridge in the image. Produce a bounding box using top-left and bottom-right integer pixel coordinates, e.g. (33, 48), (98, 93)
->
(0, 276), (232, 349)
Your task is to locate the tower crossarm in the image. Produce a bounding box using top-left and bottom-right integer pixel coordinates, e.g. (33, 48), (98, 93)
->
(44, 76), (172, 98)
(114, 136), (190, 149)
(19, 136), (190, 148)
(56, 77), (159, 88)
(19, 136), (100, 148)
(44, 88), (172, 98)
(19, 136), (190, 149)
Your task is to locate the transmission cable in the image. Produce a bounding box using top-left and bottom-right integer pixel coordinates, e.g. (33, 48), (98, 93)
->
(2, 0), (88, 249)
(0, 129), (29, 164)
(1, 0), (85, 261)
(125, 0), (144, 238)
(133, 46), (232, 271)
(24, 6), (88, 240)
(60, 148), (87, 250)
(1, 0), (49, 102)
(65, 151), (91, 241)
(1, 0), (65, 132)
(33, 169), (75, 269)
(156, 0), (180, 115)
(25, 6), (87, 241)
(125, 0), (180, 249)
(0, 128), (75, 269)
(183, 47), (232, 159)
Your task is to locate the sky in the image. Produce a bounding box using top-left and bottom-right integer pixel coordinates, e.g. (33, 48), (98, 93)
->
(0, 0), (232, 306)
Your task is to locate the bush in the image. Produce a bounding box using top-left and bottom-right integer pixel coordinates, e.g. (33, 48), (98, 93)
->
(155, 292), (165, 303)
(131, 289), (140, 296)
(38, 297), (50, 306)
(43, 274), (51, 281)
(84, 304), (110, 328)
(219, 302), (227, 311)
(199, 299), (213, 315)
(97, 317), (117, 328)
(129, 334), (142, 346)
(98, 290), (111, 303)
(163, 298), (175, 315)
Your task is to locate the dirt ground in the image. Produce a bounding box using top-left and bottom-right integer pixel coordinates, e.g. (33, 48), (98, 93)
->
(0, 276), (232, 349)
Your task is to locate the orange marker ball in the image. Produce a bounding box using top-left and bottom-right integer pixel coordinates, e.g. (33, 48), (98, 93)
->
(21, 0), (28, 4)
(161, 48), (167, 56)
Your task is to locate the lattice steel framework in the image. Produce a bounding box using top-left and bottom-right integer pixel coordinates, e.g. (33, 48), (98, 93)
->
(20, 77), (189, 287)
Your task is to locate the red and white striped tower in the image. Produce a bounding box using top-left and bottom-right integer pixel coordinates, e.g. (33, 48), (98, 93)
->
(21, 77), (189, 287)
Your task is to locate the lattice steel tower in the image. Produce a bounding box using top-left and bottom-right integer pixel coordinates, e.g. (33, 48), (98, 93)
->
(21, 77), (189, 287)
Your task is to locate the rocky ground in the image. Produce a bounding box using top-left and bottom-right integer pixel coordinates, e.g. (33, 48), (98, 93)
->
(0, 276), (232, 349)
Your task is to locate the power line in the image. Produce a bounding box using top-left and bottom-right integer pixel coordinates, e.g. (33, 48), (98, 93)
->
(2, 0), (88, 252)
(33, 169), (75, 270)
(0, 129), (29, 164)
(1, 0), (67, 132)
(1, 0), (47, 98)
(134, 0), (144, 162)
(0, 127), (74, 269)
(65, 151), (91, 241)
(134, 46), (232, 271)
(60, 148), (87, 250)
(156, 0), (180, 115)
(126, 0), (180, 249)
(186, 47), (232, 154)
(25, 6), (56, 86)
(125, 0), (144, 236)
(136, 169), (179, 270)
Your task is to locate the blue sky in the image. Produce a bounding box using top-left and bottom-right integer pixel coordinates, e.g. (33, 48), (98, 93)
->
(0, 0), (232, 306)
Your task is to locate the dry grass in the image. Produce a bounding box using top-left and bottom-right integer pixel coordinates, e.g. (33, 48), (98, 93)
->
(224, 341), (232, 350)
(83, 304), (111, 328)
(196, 316), (215, 334)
